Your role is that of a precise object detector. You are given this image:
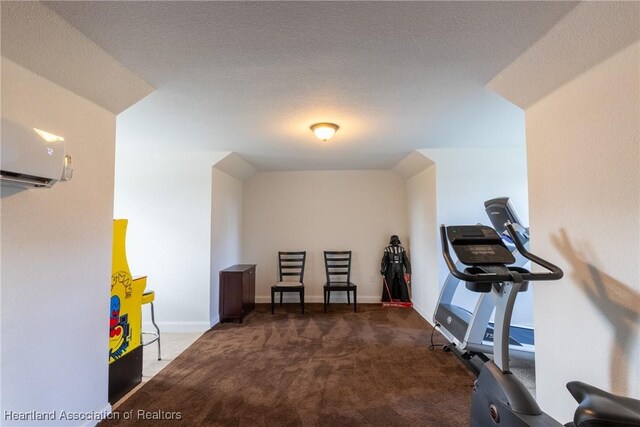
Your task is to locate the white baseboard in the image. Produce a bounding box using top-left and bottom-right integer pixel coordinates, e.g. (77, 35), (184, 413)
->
(82, 402), (112, 427)
(142, 321), (210, 333)
(142, 302), (430, 332)
(411, 302), (434, 326)
(210, 315), (220, 327)
(255, 295), (383, 304)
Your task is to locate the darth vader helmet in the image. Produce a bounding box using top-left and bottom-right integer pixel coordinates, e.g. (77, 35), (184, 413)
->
(389, 235), (401, 246)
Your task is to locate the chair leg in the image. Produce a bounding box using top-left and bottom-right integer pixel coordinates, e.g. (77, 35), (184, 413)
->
(323, 288), (327, 313)
(271, 288), (275, 314)
(347, 289), (351, 305)
(353, 289), (357, 313)
(280, 291), (283, 306)
(149, 301), (161, 360)
(300, 289), (304, 314)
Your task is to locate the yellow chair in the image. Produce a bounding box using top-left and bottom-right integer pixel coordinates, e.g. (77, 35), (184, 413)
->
(140, 284), (161, 361)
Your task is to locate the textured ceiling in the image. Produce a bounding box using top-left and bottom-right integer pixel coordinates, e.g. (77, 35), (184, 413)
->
(1, 2), (153, 115)
(489, 1), (640, 109)
(46, 1), (577, 170)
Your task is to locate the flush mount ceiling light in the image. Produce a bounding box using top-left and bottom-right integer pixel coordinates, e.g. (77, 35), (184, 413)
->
(310, 123), (339, 142)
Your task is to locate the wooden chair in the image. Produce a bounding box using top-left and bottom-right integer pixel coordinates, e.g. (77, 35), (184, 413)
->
(271, 251), (306, 314)
(323, 251), (357, 313)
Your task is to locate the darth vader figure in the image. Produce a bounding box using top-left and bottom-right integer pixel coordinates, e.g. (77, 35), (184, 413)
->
(380, 235), (412, 302)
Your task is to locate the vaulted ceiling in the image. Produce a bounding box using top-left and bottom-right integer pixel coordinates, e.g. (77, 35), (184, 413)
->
(44, 1), (577, 170)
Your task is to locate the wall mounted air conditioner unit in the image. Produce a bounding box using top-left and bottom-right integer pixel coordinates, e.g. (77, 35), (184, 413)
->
(1, 118), (71, 188)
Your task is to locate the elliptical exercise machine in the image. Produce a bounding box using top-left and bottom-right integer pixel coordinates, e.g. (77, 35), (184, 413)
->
(440, 223), (640, 427)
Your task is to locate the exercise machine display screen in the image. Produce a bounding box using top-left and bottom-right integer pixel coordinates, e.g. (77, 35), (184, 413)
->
(447, 225), (515, 266)
(468, 245), (498, 256)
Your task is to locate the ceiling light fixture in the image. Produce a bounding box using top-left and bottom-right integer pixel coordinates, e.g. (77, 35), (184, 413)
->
(310, 123), (339, 142)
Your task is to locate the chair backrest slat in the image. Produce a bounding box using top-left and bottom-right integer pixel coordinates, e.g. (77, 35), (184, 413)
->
(278, 251), (306, 282)
(324, 250), (352, 284)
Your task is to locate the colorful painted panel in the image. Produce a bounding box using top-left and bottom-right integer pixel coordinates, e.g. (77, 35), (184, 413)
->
(109, 219), (144, 364)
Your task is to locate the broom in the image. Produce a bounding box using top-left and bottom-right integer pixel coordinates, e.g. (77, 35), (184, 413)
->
(381, 276), (413, 308)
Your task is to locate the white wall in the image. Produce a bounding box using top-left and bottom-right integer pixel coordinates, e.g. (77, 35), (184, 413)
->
(405, 165), (439, 321)
(113, 150), (227, 332)
(414, 147), (531, 325)
(210, 168), (244, 325)
(1, 58), (114, 424)
(526, 42), (640, 420)
(420, 147), (530, 247)
(243, 170), (408, 303)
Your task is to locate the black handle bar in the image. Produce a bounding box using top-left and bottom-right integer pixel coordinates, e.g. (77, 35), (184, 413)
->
(440, 224), (563, 282)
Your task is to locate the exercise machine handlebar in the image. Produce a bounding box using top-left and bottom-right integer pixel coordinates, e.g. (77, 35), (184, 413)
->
(503, 222), (563, 281)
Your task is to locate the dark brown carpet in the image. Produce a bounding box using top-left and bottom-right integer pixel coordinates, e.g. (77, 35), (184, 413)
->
(103, 304), (474, 426)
